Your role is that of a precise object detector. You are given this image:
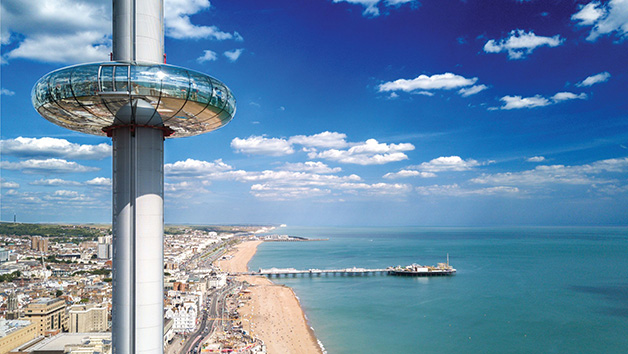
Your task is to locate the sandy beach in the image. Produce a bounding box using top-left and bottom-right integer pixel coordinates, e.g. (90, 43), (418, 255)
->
(216, 241), (322, 354)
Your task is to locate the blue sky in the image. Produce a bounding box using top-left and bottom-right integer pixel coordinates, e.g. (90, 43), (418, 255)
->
(1, 0), (628, 226)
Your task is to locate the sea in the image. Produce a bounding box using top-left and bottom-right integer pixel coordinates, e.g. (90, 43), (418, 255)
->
(248, 226), (628, 354)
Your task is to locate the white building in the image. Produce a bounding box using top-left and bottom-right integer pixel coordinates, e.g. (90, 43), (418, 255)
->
(208, 274), (227, 289)
(165, 303), (197, 334)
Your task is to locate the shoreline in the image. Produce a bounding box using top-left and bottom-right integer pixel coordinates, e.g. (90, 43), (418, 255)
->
(216, 240), (323, 354)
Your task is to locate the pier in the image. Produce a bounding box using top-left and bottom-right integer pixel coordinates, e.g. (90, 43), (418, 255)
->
(234, 267), (390, 277)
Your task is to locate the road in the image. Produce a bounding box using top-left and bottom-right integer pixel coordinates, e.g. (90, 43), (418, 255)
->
(178, 283), (239, 354)
(166, 236), (245, 354)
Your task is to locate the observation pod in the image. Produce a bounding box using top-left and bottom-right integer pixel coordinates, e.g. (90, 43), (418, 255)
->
(32, 61), (236, 137)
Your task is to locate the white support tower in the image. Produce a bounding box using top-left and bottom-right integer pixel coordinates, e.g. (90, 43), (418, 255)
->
(111, 2), (164, 353)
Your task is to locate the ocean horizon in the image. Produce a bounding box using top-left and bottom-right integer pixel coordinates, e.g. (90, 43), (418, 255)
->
(249, 226), (628, 354)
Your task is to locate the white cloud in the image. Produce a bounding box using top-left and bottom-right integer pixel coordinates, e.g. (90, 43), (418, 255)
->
(309, 139), (415, 165)
(224, 48), (244, 62)
(231, 136), (294, 156)
(85, 177), (111, 186)
(197, 50), (218, 63)
(495, 95), (551, 110)
(288, 131), (349, 149)
(483, 30), (564, 59)
(250, 184), (332, 200)
(526, 156), (545, 162)
(471, 157), (628, 186)
(165, 181), (210, 194)
(416, 184), (520, 197)
(2, 0), (241, 64)
(43, 189), (95, 204)
(162, 155), (420, 201)
(1, 88), (15, 96)
(228, 132), (415, 165)
(164, 0), (239, 40)
(0, 158), (99, 174)
(332, 0), (416, 17)
(337, 182), (413, 196)
(577, 71), (611, 87)
(6, 32), (111, 64)
(0, 180), (20, 189)
(1, 137), (111, 159)
(165, 158), (234, 176)
(572, 0), (628, 41)
(572, 2), (605, 26)
(280, 162), (342, 174)
(1, 0), (111, 63)
(383, 170), (436, 179)
(458, 84), (488, 97)
(551, 92), (587, 102)
(379, 73), (478, 93)
(494, 91), (587, 110)
(30, 178), (81, 186)
(411, 156), (480, 172)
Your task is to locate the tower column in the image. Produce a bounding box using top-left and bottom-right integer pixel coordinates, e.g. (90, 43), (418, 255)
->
(112, 125), (164, 354)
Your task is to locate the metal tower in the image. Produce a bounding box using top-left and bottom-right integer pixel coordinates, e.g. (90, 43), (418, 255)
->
(31, 1), (236, 353)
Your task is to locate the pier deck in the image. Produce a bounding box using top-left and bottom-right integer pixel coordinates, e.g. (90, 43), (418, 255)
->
(233, 267), (389, 277)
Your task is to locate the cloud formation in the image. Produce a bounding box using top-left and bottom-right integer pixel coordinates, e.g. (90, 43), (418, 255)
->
(164, 0), (241, 40)
(2, 0), (241, 64)
(458, 84), (488, 97)
(493, 91), (586, 110)
(379, 73), (480, 96)
(471, 157), (628, 186)
(332, 0), (416, 17)
(572, 0), (628, 41)
(224, 48), (244, 62)
(231, 132), (414, 165)
(383, 170), (436, 179)
(197, 50), (218, 63)
(1, 0), (111, 63)
(280, 162), (342, 174)
(1, 137), (111, 159)
(577, 71), (611, 87)
(288, 131), (349, 149)
(484, 30), (564, 59)
(411, 156), (480, 172)
(30, 178), (82, 186)
(85, 177), (111, 186)
(416, 184), (520, 197)
(0, 158), (99, 174)
(308, 139), (415, 165)
(231, 136), (295, 156)
(526, 156), (546, 162)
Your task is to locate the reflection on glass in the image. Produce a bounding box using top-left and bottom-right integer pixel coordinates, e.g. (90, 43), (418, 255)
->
(32, 62), (235, 137)
(114, 66), (129, 92)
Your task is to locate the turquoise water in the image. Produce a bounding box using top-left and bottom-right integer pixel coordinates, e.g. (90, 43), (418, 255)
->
(248, 227), (628, 354)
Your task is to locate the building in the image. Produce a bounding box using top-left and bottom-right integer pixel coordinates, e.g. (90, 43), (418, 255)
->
(164, 303), (197, 334)
(208, 274), (227, 289)
(23, 298), (67, 336)
(0, 248), (9, 263)
(6, 293), (19, 320)
(0, 319), (37, 354)
(96, 244), (112, 260)
(10, 333), (111, 354)
(30, 237), (48, 253)
(68, 304), (108, 333)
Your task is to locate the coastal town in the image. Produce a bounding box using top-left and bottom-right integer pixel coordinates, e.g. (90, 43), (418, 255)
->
(0, 223), (322, 354)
